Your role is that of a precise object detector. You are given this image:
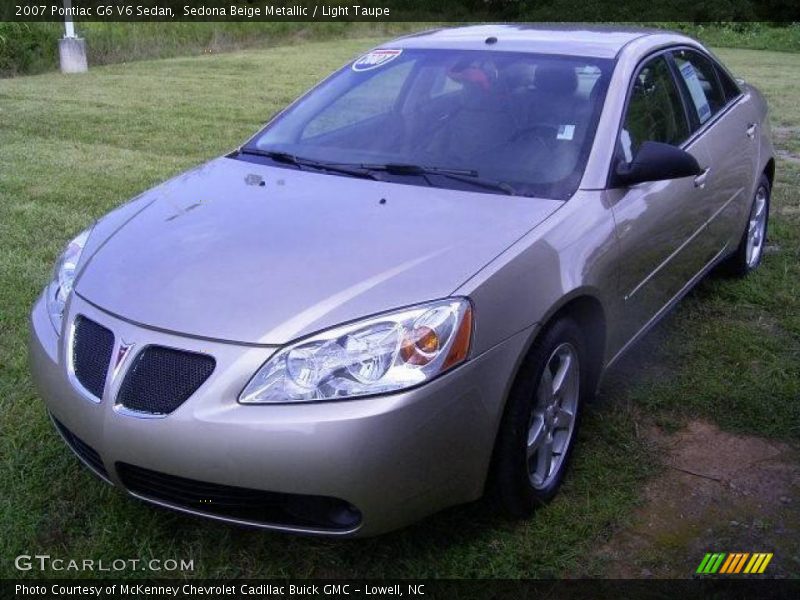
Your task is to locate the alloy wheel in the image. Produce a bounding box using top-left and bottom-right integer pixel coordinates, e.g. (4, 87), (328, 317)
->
(526, 342), (580, 489)
(746, 186), (768, 268)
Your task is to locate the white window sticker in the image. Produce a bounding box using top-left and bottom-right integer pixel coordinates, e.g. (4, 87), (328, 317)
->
(679, 61), (712, 124)
(352, 49), (403, 72)
(620, 129), (633, 162)
(557, 124), (576, 141)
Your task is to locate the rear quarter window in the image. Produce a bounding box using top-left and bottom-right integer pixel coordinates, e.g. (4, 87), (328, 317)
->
(715, 63), (743, 103)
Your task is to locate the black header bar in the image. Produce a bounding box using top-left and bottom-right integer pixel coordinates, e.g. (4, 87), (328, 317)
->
(3, 0), (800, 22)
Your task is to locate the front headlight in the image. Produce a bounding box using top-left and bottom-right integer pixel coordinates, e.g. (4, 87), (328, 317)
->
(46, 227), (92, 333)
(240, 298), (473, 403)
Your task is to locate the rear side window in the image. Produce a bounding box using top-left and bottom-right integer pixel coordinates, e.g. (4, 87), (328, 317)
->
(672, 49), (726, 126)
(619, 55), (690, 162)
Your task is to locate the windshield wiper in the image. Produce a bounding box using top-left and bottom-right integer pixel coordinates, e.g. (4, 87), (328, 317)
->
(240, 148), (297, 165)
(237, 151), (516, 194)
(238, 148), (382, 181)
(361, 163), (517, 196)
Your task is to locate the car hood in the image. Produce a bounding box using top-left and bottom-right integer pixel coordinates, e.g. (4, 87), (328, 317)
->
(76, 157), (562, 345)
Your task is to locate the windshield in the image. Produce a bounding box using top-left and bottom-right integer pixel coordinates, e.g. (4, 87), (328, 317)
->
(241, 48), (613, 199)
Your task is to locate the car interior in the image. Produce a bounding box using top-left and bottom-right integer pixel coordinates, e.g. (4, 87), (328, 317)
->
(275, 52), (612, 195)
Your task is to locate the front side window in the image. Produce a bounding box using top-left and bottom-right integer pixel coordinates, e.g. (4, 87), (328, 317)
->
(672, 49), (726, 126)
(242, 49), (614, 199)
(619, 55), (690, 162)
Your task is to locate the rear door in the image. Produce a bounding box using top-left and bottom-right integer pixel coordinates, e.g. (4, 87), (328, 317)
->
(670, 48), (758, 252)
(608, 53), (713, 347)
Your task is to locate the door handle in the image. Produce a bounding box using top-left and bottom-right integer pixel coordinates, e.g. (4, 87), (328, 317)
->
(746, 122), (757, 138)
(694, 168), (711, 188)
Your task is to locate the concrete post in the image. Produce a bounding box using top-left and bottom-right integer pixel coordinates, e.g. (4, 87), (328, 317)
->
(58, 37), (88, 73)
(58, 0), (88, 73)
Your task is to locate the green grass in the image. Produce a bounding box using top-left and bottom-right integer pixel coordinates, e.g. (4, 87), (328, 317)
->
(653, 22), (800, 53)
(0, 22), (424, 76)
(0, 38), (798, 579)
(2, 22), (797, 77)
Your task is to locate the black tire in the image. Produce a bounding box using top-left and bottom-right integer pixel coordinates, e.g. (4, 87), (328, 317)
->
(491, 317), (591, 518)
(725, 174), (771, 277)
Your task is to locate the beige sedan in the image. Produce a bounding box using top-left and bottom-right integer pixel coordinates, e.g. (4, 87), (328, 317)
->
(30, 25), (774, 535)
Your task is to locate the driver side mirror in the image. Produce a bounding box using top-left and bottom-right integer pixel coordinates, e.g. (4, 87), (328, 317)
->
(613, 141), (703, 187)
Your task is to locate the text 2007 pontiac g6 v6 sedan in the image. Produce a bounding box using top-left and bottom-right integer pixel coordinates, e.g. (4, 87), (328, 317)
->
(30, 25), (774, 536)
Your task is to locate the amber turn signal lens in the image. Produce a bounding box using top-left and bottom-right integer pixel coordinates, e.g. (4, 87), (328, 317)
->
(400, 325), (440, 366)
(415, 326), (440, 353)
(442, 304), (472, 370)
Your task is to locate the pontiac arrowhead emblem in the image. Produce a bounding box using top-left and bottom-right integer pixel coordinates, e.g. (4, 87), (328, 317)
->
(114, 342), (134, 372)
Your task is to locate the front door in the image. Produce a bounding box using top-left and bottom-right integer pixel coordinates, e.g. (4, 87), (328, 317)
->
(608, 53), (713, 350)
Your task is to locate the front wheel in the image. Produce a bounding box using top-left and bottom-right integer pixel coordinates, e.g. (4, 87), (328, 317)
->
(725, 174), (770, 277)
(491, 317), (589, 517)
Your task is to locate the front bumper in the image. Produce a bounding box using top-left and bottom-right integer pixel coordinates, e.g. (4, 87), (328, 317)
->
(29, 293), (533, 536)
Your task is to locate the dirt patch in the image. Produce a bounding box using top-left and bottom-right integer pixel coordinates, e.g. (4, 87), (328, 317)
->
(773, 127), (800, 164)
(776, 149), (800, 165)
(773, 125), (800, 140)
(779, 206), (800, 216)
(594, 421), (800, 578)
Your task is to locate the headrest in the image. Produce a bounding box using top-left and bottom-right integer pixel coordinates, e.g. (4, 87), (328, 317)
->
(448, 65), (492, 92)
(501, 62), (537, 91)
(534, 64), (578, 95)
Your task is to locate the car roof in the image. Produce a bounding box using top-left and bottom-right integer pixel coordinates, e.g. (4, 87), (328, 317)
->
(388, 24), (696, 59)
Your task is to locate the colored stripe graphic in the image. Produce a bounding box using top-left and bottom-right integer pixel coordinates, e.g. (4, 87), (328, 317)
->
(744, 553), (773, 574)
(698, 552), (773, 574)
(733, 553), (750, 573)
(720, 553), (749, 573)
(719, 554), (735, 574)
(696, 553), (713, 573)
(697, 553), (726, 574)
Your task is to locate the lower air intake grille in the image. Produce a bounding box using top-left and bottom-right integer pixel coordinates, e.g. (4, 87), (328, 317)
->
(117, 346), (215, 415)
(51, 415), (109, 480)
(116, 463), (362, 531)
(72, 316), (114, 399)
